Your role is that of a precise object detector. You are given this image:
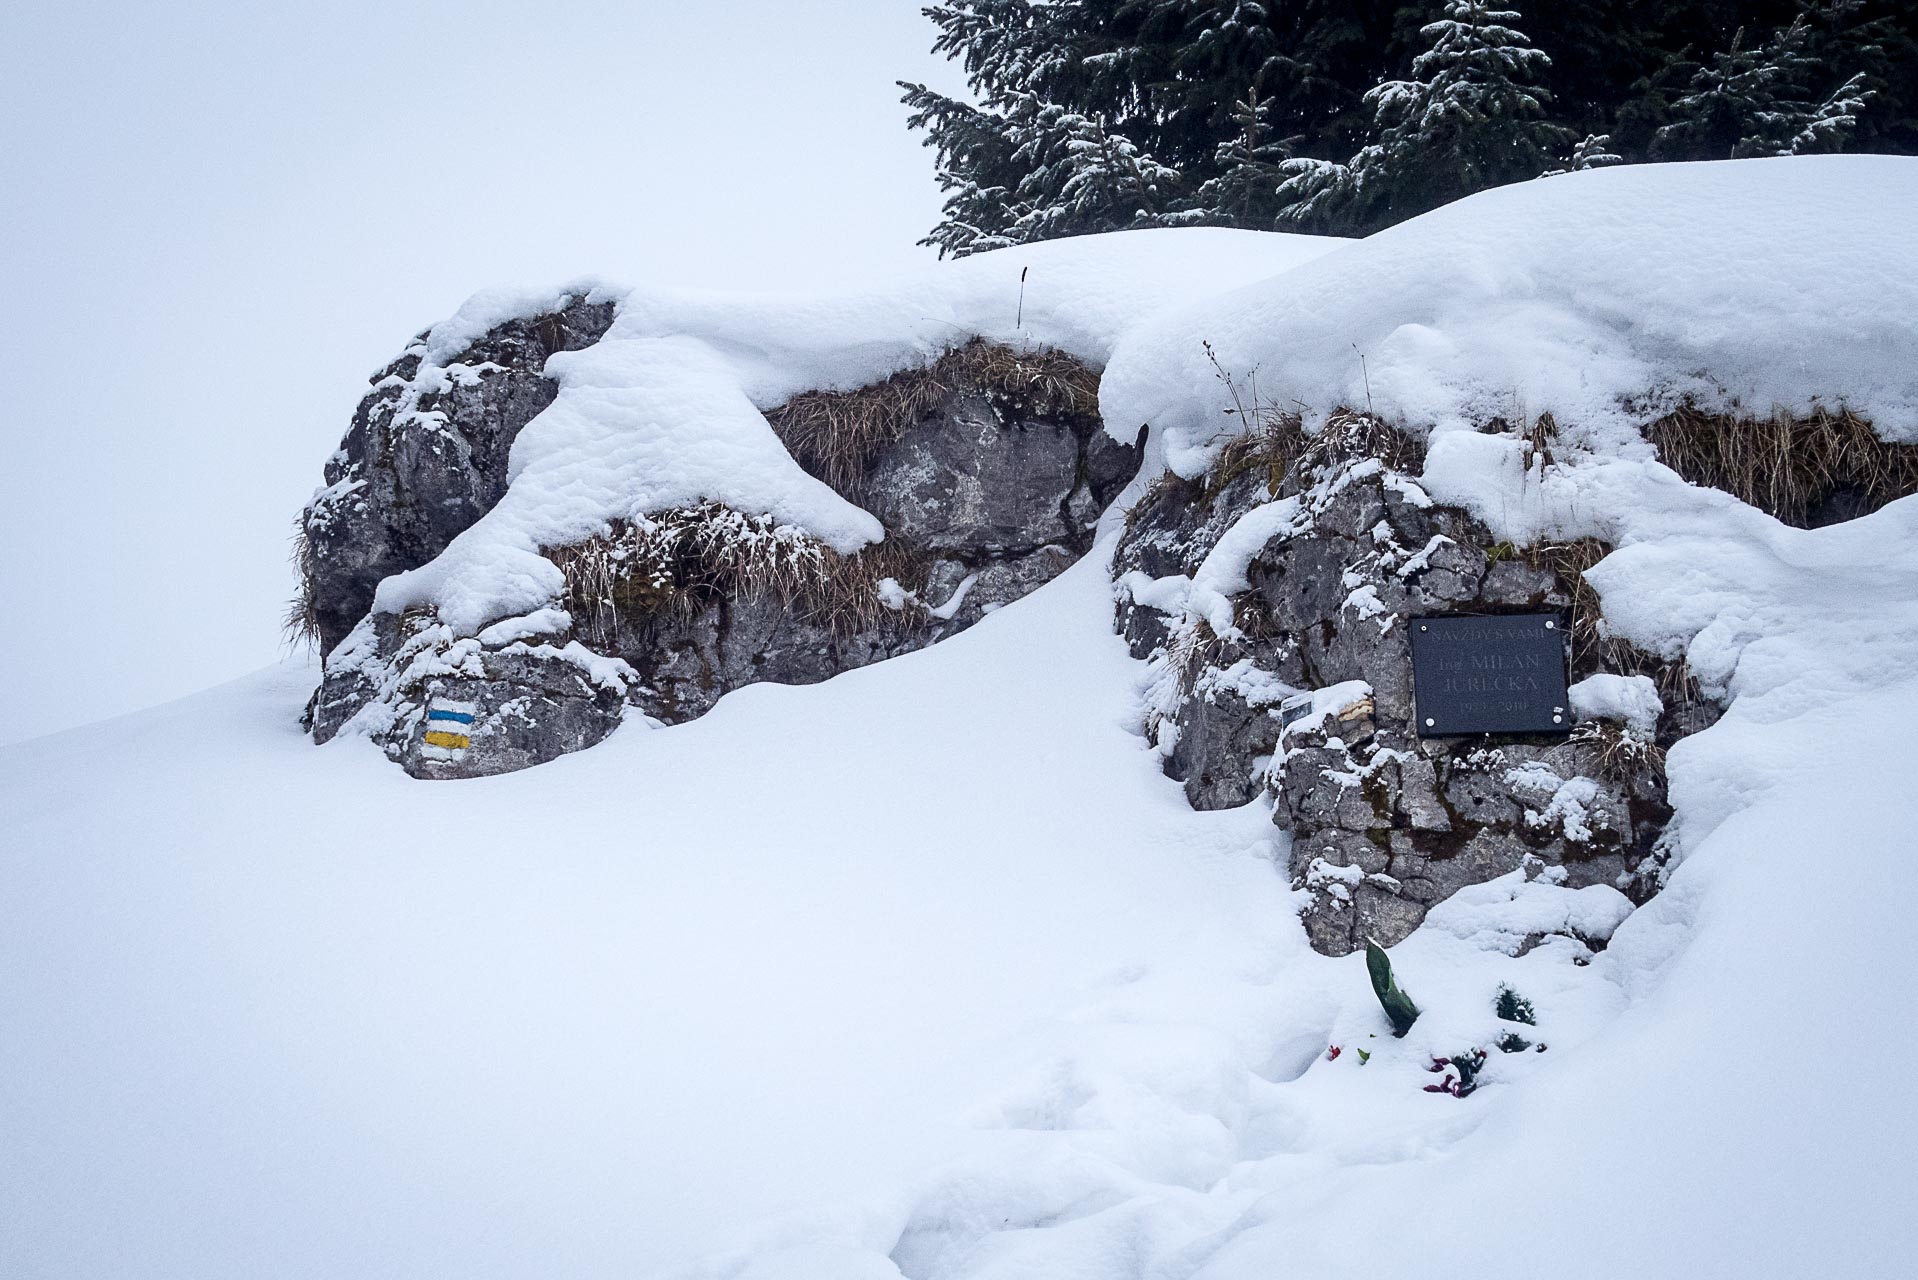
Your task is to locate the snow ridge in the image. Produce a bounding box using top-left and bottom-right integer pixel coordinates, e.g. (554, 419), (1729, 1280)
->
(1104, 155), (1918, 479)
(375, 230), (1341, 635)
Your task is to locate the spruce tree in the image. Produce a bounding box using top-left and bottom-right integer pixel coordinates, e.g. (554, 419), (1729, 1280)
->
(901, 84), (1026, 256)
(1655, 13), (1878, 159)
(1005, 102), (1187, 242)
(1568, 131), (1625, 169)
(1386, 0), (1569, 210)
(1275, 1), (1568, 232)
(1193, 87), (1296, 224)
(900, 0), (1918, 248)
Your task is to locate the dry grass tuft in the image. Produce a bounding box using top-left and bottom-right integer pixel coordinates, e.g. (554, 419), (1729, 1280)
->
(1569, 718), (1666, 783)
(1120, 468), (1204, 545)
(1198, 336), (1423, 502)
(1519, 411), (1558, 469)
(1145, 618), (1224, 742)
(1312, 408), (1426, 473)
(1199, 341), (1307, 500)
(1646, 405), (1918, 527)
(1207, 407), (1309, 498)
(1521, 537), (1710, 741)
(1518, 538), (1633, 677)
(1204, 406), (1424, 500)
(765, 339), (1100, 497)
(546, 503), (931, 647)
(1650, 657), (1708, 726)
(283, 514), (322, 649)
(959, 339), (1101, 414)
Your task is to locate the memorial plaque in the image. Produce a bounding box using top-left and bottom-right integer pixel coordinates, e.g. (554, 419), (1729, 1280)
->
(1410, 613), (1570, 737)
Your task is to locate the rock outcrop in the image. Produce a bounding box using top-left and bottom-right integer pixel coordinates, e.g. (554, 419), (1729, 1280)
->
(300, 294), (618, 655)
(300, 313), (1137, 778)
(308, 609), (632, 779)
(1116, 415), (1708, 956)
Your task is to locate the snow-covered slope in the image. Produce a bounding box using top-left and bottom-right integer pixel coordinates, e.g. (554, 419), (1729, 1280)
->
(8, 510), (1916, 1278)
(1, 560), (1292, 1278)
(7, 157), (1918, 1278)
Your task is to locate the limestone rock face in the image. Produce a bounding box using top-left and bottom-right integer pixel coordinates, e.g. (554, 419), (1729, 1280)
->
(1116, 422), (1703, 956)
(309, 610), (631, 778)
(301, 294), (617, 655)
(300, 315), (1137, 779)
(307, 610), (632, 777)
(864, 382), (1138, 558)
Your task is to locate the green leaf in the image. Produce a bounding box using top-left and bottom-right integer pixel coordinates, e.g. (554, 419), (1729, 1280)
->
(1365, 938), (1421, 1037)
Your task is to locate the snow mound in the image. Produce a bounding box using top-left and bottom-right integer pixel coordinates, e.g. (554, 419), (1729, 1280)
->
(375, 229), (1342, 633)
(1102, 155), (1918, 478)
(1569, 671), (1663, 734)
(412, 278), (624, 368)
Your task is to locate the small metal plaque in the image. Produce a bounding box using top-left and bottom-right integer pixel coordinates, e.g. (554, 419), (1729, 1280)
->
(1410, 613), (1570, 737)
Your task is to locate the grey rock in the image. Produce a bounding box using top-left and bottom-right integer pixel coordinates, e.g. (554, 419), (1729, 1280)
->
(1168, 685), (1283, 811)
(1116, 439), (1697, 956)
(863, 385), (1134, 559)
(310, 611), (628, 779)
(1395, 756), (1451, 832)
(1480, 559), (1559, 607)
(867, 393), (1073, 553)
(302, 293), (616, 654)
(302, 335), (1140, 777)
(397, 650), (627, 781)
(947, 548), (1079, 628)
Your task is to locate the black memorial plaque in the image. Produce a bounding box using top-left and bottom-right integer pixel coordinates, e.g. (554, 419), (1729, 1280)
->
(1410, 613), (1570, 737)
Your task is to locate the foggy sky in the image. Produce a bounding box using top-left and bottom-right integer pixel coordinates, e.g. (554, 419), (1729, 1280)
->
(0, 1), (959, 743)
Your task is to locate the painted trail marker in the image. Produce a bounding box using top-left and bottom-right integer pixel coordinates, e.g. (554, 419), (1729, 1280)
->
(1410, 613), (1570, 737)
(421, 697), (477, 760)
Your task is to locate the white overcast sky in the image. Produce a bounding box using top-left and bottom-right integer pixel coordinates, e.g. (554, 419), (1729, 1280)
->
(0, 1), (962, 743)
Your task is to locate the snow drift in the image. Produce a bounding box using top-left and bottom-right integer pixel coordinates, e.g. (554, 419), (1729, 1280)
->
(1103, 154), (1918, 478)
(5, 155), (1918, 1280)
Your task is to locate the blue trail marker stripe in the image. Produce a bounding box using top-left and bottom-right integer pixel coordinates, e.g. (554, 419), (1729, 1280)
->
(426, 709), (475, 724)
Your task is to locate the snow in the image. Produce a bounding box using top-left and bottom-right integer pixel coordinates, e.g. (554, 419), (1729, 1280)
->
(414, 279), (625, 367)
(373, 334), (885, 632)
(1185, 497), (1304, 635)
(1104, 155), (1918, 478)
(9, 157), (1918, 1277)
(377, 229), (1342, 634)
(0, 559), (1295, 1279)
(1510, 768), (1604, 843)
(1421, 872), (1635, 953)
(1570, 671), (1663, 733)
(1133, 457), (1400, 654)
(1116, 569), (1192, 616)
(924, 572), (978, 621)
(475, 607), (574, 647)
(1277, 679), (1375, 742)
